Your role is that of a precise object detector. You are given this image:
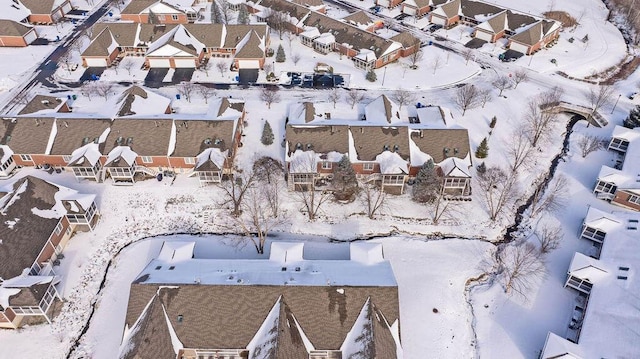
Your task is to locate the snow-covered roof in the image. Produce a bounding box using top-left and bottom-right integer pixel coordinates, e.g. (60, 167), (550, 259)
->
(567, 252), (608, 282)
(106, 146), (138, 167)
(269, 242), (304, 262)
(566, 208), (640, 357)
(364, 95), (401, 125)
(438, 157), (471, 178)
(134, 241), (398, 287)
(583, 207), (621, 232)
(194, 147), (227, 171)
(0, 145), (14, 164)
(288, 150), (319, 173)
(598, 126), (640, 191)
(157, 241), (195, 263)
(354, 48), (376, 62)
(0, 0), (31, 22)
(147, 24), (204, 57)
(375, 151), (408, 174)
(300, 27), (320, 39)
(540, 332), (583, 359)
(67, 142), (102, 167)
(350, 242), (385, 264)
(314, 32), (335, 45)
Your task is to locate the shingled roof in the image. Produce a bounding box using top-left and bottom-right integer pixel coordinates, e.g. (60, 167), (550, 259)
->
(125, 284), (399, 354)
(350, 126), (410, 162)
(172, 119), (236, 157)
(120, 294), (176, 359)
(0, 117), (54, 154)
(342, 11), (373, 27)
(410, 128), (470, 164)
(20, 0), (60, 15)
(103, 118), (173, 156)
(18, 95), (67, 115)
(49, 118), (111, 155)
(286, 125), (350, 156)
(0, 176), (62, 280)
(0, 19), (33, 37)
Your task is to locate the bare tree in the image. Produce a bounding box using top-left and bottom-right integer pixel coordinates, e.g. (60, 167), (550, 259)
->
(121, 58), (136, 75)
(430, 193), (454, 225)
(506, 126), (536, 173)
(197, 85), (216, 104)
(462, 48), (474, 65)
(479, 87), (492, 108)
(218, 170), (255, 217)
(265, 8), (287, 40)
(177, 82), (195, 102)
(233, 187), (288, 254)
(296, 186), (331, 221)
(577, 134), (605, 158)
(529, 174), (568, 218)
(285, 32), (295, 51)
(492, 75), (512, 96)
(477, 166), (517, 221)
(523, 87), (564, 147)
(94, 82), (114, 100)
(291, 53), (301, 66)
(409, 40), (423, 68)
(454, 84), (481, 116)
(260, 86), (280, 109)
(391, 88), (416, 110)
(512, 69), (529, 89)
(216, 61), (229, 76)
(253, 157), (285, 217)
(80, 81), (97, 99)
(586, 85), (614, 117)
(219, 0), (233, 24)
(536, 225), (563, 254)
(59, 53), (74, 73)
(431, 55), (443, 75)
(499, 242), (545, 297)
(327, 88), (341, 108)
(69, 37), (85, 55)
(360, 182), (386, 219)
(347, 89), (365, 109)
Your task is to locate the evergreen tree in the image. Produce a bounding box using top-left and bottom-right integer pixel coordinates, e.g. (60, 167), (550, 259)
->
(211, 1), (222, 24)
(365, 69), (377, 82)
(475, 137), (489, 159)
(489, 116), (497, 129)
(333, 155), (358, 199)
(476, 161), (487, 174)
(276, 44), (286, 63)
(148, 9), (159, 24)
(237, 4), (250, 25)
(261, 120), (274, 145)
(624, 105), (640, 129)
(412, 159), (440, 203)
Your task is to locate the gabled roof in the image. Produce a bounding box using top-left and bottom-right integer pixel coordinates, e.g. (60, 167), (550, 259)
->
(342, 11), (374, 27)
(0, 19), (33, 37)
(0, 117), (55, 154)
(122, 0), (185, 15)
(147, 24), (204, 56)
(433, 0), (461, 18)
(173, 119), (236, 157)
(285, 124), (350, 157)
(288, 102), (317, 124)
(234, 30), (265, 59)
(438, 157), (471, 177)
(105, 146), (138, 167)
(104, 118), (173, 156)
(350, 126), (410, 162)
(410, 128), (470, 164)
(18, 95), (66, 115)
(20, 0), (65, 15)
(0, 177), (65, 280)
(364, 95), (400, 124)
(82, 26), (118, 57)
(116, 86), (172, 117)
(49, 118), (111, 156)
(0, 0), (31, 23)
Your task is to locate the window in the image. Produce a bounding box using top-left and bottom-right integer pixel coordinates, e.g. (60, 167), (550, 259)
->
(185, 157), (196, 165)
(54, 222), (63, 236)
(581, 226), (606, 243)
(595, 180), (616, 194)
(20, 154), (32, 161)
(63, 155), (71, 162)
(171, 14), (179, 20)
(321, 161), (332, 170)
(363, 163), (374, 171)
(141, 156), (152, 164)
(609, 137), (629, 152)
(628, 194), (640, 205)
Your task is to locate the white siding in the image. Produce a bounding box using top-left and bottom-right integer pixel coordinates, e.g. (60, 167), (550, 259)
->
(148, 58), (171, 68)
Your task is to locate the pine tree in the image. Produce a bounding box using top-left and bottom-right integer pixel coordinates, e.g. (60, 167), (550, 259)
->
(365, 69), (377, 82)
(475, 137), (489, 158)
(261, 120), (274, 145)
(489, 116), (497, 129)
(237, 4), (250, 25)
(476, 161), (487, 174)
(276, 44), (286, 63)
(624, 105), (640, 129)
(148, 9), (159, 24)
(211, 1), (222, 24)
(412, 159), (440, 203)
(333, 155), (358, 200)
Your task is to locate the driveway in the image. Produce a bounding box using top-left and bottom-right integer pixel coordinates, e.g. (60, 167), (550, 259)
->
(144, 68), (169, 88)
(238, 69), (259, 85)
(172, 68), (195, 84)
(79, 67), (106, 82)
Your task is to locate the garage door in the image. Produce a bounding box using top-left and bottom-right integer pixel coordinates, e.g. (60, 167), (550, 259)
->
(237, 60), (260, 69)
(85, 58), (108, 67)
(430, 15), (446, 26)
(377, 0), (390, 7)
(24, 30), (37, 45)
(509, 42), (529, 55)
(403, 6), (417, 15)
(475, 30), (493, 42)
(62, 2), (72, 13)
(148, 58), (171, 68)
(174, 58), (196, 68)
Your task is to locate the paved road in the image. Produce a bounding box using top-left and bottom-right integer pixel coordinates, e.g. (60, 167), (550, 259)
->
(1, 0), (116, 114)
